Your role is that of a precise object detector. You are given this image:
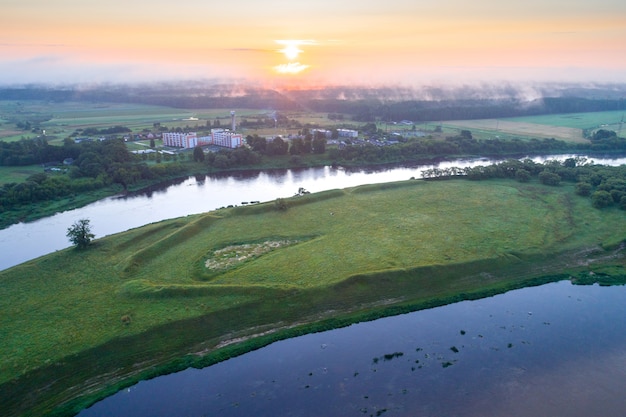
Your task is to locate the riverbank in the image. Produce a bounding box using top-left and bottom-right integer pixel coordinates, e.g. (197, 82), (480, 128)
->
(3, 149), (624, 231)
(1, 178), (624, 416)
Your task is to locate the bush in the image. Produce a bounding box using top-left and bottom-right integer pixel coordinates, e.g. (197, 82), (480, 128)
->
(575, 182), (592, 196)
(274, 198), (288, 211)
(515, 169), (531, 183)
(539, 170), (561, 186)
(591, 190), (613, 209)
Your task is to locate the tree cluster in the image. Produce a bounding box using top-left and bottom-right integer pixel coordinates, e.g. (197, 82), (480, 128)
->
(0, 137), (72, 166)
(74, 125), (131, 137)
(329, 132), (626, 166)
(0, 138), (188, 213)
(422, 158), (626, 211)
(204, 147), (261, 169)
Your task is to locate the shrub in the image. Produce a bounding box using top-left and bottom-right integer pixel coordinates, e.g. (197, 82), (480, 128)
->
(515, 169), (531, 183)
(575, 182), (592, 196)
(274, 198), (288, 211)
(591, 190), (613, 209)
(539, 170), (561, 186)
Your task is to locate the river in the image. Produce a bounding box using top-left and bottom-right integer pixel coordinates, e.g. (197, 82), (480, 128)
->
(1, 154), (624, 271)
(78, 280), (626, 417)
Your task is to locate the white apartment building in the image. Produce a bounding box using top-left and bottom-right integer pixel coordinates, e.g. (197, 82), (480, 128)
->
(162, 130), (243, 149)
(337, 129), (358, 138)
(162, 132), (198, 149)
(311, 129), (332, 138)
(210, 129), (243, 148)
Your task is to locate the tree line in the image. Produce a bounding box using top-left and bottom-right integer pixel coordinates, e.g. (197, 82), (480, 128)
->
(328, 131), (626, 165)
(0, 138), (187, 213)
(421, 157), (626, 210)
(2, 127), (625, 215)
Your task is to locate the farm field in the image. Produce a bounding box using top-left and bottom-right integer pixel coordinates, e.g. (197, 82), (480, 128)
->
(444, 110), (625, 142)
(1, 178), (624, 416)
(0, 100), (287, 143)
(502, 110), (626, 130)
(443, 119), (585, 142)
(3, 99), (624, 145)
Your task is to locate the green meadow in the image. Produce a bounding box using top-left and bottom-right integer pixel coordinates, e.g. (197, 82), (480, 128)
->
(502, 110), (625, 130)
(1, 178), (625, 416)
(443, 110), (625, 142)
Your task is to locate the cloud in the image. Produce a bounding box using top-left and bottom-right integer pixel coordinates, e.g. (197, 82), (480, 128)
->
(274, 62), (310, 74)
(0, 54), (245, 86)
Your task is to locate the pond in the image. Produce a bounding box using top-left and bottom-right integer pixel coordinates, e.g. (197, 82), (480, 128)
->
(78, 280), (626, 417)
(1, 154), (624, 271)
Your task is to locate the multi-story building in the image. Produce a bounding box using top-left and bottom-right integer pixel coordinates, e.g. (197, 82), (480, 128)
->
(162, 130), (243, 149)
(162, 132), (198, 148)
(311, 129), (332, 138)
(337, 129), (358, 138)
(210, 129), (243, 148)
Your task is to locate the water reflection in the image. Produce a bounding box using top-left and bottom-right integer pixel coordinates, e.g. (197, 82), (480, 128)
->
(78, 281), (626, 417)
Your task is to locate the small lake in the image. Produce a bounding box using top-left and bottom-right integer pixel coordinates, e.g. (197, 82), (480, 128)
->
(1, 154), (624, 271)
(78, 280), (626, 417)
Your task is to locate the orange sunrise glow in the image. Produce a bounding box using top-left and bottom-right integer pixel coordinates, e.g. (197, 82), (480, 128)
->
(1, 1), (625, 85)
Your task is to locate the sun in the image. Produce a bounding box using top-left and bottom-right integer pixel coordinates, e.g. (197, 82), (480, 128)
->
(279, 43), (302, 61)
(276, 40), (312, 60)
(274, 40), (315, 75)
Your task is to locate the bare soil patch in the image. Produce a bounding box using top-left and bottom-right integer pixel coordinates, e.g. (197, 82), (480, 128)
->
(205, 239), (299, 271)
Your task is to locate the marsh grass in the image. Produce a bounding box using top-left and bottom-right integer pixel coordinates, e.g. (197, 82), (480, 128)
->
(1, 178), (625, 417)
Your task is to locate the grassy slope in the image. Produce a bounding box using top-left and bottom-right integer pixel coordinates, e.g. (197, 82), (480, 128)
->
(1, 179), (625, 416)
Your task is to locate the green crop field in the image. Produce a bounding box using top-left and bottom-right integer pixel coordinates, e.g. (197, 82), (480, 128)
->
(1, 178), (624, 416)
(502, 110), (626, 130)
(443, 110), (625, 142)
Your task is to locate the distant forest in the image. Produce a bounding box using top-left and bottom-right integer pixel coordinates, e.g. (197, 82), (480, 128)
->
(1, 83), (626, 122)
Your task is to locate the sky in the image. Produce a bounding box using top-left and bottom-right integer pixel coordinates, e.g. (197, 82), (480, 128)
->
(2, 0), (626, 88)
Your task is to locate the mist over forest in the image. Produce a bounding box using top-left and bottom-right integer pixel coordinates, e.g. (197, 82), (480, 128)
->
(2, 81), (626, 122)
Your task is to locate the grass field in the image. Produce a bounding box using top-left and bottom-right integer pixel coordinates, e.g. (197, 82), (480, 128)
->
(0, 100), (280, 143)
(443, 119), (585, 142)
(3, 99), (623, 147)
(0, 164), (44, 183)
(502, 110), (626, 130)
(443, 110), (625, 142)
(0, 100), (341, 144)
(1, 178), (624, 416)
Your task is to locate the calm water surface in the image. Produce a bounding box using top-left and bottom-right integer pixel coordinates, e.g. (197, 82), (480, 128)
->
(1, 155), (624, 271)
(78, 281), (626, 417)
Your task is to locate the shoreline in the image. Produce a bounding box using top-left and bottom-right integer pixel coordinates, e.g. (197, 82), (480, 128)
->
(2, 149), (624, 231)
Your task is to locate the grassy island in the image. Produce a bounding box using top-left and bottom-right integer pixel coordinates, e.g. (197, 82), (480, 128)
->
(1, 178), (625, 416)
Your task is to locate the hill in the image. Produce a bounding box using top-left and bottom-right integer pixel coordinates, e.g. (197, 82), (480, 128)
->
(0, 178), (625, 416)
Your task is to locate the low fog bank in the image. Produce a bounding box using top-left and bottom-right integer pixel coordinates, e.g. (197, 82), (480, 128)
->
(1, 80), (625, 122)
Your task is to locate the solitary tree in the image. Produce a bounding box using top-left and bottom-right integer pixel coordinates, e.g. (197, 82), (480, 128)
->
(66, 218), (95, 249)
(193, 146), (205, 162)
